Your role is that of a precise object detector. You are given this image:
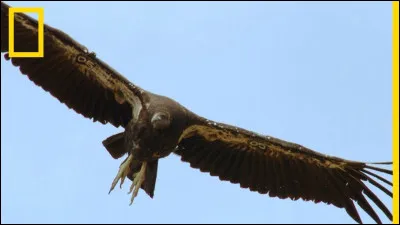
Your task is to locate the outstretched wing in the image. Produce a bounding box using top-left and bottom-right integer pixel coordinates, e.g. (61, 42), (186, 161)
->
(1, 1), (146, 127)
(175, 119), (392, 224)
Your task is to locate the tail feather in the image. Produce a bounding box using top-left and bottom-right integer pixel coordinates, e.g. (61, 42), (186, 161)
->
(102, 132), (126, 159)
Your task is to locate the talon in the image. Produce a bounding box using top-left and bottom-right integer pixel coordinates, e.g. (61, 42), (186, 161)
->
(119, 176), (126, 189)
(128, 162), (147, 205)
(109, 154), (133, 194)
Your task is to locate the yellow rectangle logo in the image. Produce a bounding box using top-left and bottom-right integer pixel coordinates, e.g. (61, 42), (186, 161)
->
(393, 1), (399, 224)
(8, 7), (44, 58)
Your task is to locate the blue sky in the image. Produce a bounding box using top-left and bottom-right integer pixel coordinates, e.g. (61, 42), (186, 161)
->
(1, 1), (393, 224)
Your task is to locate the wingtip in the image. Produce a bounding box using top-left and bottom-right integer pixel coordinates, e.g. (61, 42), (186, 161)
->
(367, 162), (392, 165)
(1, 1), (10, 9)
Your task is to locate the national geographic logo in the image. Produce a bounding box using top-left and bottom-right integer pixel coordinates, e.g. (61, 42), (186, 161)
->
(8, 6), (44, 58)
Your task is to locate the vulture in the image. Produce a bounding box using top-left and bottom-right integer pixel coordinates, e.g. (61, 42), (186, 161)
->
(1, 1), (393, 224)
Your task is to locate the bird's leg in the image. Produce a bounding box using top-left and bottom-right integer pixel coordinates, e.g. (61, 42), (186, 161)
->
(109, 154), (133, 194)
(128, 162), (147, 205)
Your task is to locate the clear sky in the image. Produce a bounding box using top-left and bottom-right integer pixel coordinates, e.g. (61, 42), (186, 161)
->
(1, 1), (393, 224)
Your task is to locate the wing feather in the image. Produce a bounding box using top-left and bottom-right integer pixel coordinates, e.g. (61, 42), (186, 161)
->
(1, 1), (145, 127)
(175, 120), (392, 224)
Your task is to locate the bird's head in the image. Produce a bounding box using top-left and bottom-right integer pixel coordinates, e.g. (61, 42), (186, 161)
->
(126, 94), (191, 161)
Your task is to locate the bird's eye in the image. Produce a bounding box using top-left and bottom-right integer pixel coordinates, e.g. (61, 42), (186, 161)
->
(151, 112), (171, 130)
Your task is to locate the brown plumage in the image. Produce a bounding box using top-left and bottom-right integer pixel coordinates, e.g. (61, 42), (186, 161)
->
(1, 1), (392, 224)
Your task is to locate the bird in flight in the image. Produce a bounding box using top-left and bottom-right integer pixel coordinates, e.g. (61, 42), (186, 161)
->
(1, 1), (393, 224)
